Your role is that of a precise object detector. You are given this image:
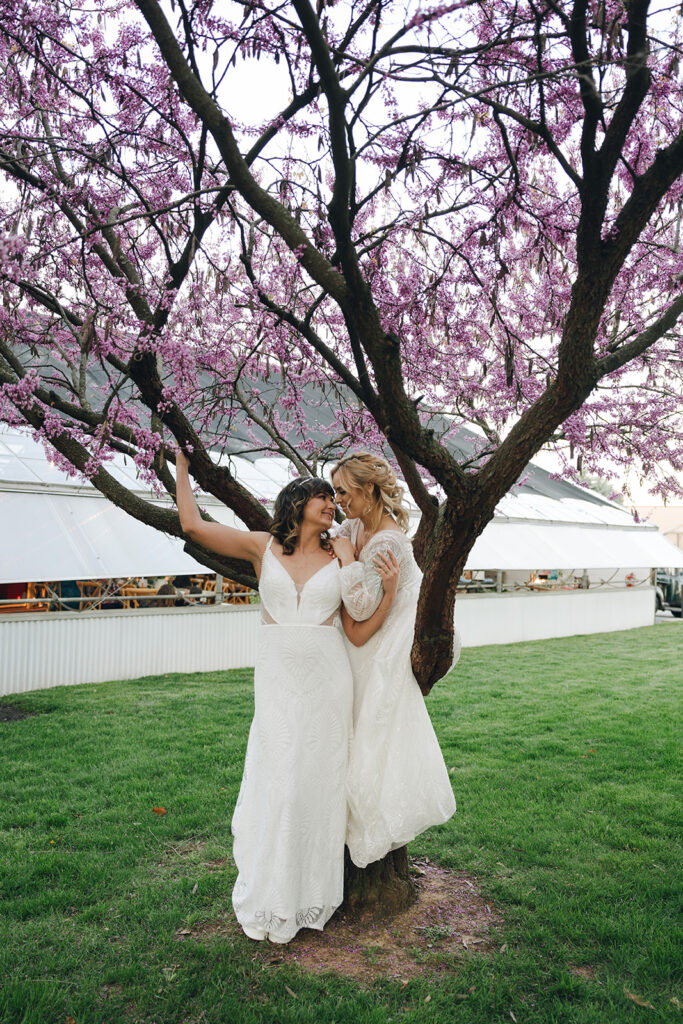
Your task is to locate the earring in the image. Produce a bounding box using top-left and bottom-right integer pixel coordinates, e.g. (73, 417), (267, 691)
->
(363, 504), (371, 515)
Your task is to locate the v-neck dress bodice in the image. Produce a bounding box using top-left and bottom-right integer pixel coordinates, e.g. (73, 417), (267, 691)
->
(231, 538), (353, 944)
(259, 545), (341, 626)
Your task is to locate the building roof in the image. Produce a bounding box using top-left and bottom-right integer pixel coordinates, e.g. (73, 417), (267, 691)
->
(2, 424), (682, 582)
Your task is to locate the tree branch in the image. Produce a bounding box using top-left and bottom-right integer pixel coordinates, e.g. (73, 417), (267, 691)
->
(133, 0), (348, 301)
(595, 292), (683, 377)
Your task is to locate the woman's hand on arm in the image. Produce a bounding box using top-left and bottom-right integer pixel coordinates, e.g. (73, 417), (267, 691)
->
(330, 535), (355, 566)
(334, 535), (386, 621)
(174, 447), (266, 566)
(374, 548), (400, 605)
(342, 549), (400, 647)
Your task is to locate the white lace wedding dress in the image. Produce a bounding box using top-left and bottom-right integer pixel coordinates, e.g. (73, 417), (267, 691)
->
(339, 519), (457, 868)
(231, 539), (353, 943)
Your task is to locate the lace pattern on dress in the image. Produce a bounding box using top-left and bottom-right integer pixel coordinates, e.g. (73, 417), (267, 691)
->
(231, 890), (335, 942)
(339, 523), (412, 622)
(261, 600), (337, 627)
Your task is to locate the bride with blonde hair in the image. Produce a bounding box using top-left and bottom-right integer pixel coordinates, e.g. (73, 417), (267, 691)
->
(330, 452), (457, 869)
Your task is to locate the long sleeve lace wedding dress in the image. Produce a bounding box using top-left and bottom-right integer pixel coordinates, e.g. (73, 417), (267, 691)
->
(338, 519), (457, 869)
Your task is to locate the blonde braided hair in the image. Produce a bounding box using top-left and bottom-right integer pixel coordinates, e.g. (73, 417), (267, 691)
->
(331, 452), (410, 533)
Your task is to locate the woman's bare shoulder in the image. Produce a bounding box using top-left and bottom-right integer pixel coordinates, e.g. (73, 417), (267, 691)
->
(249, 531), (271, 559)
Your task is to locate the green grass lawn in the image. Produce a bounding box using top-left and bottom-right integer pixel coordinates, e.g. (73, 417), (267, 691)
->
(0, 624), (681, 1023)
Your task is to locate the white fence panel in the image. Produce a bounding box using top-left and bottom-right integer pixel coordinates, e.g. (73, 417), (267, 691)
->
(454, 586), (655, 647)
(0, 588), (655, 696)
(1, 605), (260, 695)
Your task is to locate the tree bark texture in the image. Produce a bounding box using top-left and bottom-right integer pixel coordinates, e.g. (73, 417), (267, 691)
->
(342, 846), (415, 917)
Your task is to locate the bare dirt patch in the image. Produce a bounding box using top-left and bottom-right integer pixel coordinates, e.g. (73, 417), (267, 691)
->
(569, 965), (599, 982)
(100, 982), (124, 999)
(0, 703), (34, 722)
(179, 859), (502, 984)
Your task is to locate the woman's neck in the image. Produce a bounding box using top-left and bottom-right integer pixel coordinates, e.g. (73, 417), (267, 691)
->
(296, 524), (325, 554)
(359, 515), (373, 538)
(359, 512), (396, 542)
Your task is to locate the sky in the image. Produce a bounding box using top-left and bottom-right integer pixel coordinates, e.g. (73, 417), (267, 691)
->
(531, 448), (682, 509)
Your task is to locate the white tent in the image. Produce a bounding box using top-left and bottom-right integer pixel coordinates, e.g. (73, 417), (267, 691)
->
(0, 428), (241, 583)
(1, 425), (681, 584)
(468, 492), (683, 570)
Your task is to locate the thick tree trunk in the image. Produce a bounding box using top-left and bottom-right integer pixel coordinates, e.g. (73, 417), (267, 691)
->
(411, 491), (503, 695)
(341, 846), (416, 916)
(411, 502), (474, 694)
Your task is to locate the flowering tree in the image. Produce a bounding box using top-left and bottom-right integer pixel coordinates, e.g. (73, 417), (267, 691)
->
(1, 0), (682, 701)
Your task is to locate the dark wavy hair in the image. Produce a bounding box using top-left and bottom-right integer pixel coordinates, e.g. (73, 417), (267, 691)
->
(270, 477), (335, 555)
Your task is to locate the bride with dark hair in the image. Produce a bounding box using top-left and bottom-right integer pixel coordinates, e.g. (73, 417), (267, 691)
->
(175, 451), (398, 943)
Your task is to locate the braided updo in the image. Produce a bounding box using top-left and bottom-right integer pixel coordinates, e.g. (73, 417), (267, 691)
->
(331, 452), (410, 533)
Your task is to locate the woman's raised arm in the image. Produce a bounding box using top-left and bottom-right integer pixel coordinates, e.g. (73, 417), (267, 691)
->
(175, 449), (268, 567)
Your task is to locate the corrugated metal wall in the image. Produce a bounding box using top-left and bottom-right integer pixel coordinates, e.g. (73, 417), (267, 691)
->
(455, 586), (655, 647)
(1, 605), (260, 695)
(0, 588), (656, 697)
